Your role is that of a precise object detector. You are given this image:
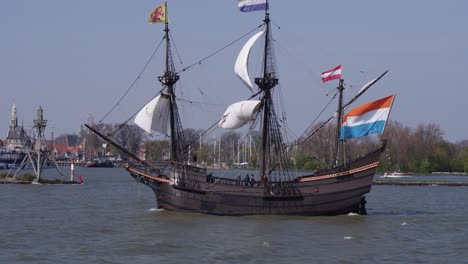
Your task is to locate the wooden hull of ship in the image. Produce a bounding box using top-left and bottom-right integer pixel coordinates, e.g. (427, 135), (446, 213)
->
(126, 148), (383, 216)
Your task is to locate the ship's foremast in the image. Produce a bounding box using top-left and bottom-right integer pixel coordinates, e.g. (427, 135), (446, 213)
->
(157, 2), (185, 163)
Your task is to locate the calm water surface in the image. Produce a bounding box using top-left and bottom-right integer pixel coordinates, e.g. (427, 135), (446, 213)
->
(1, 168), (468, 263)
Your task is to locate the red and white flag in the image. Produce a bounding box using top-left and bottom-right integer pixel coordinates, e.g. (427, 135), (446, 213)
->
(321, 64), (342, 83)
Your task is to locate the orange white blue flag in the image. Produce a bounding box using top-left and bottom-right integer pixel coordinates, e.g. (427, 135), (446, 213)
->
(321, 64), (342, 83)
(148, 2), (166, 24)
(340, 95), (395, 140)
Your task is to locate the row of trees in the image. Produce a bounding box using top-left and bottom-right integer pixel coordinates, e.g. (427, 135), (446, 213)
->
(78, 123), (145, 160)
(381, 121), (468, 173)
(296, 121), (468, 173)
(78, 120), (468, 174)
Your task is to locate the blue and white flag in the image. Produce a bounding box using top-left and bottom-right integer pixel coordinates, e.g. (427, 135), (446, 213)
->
(238, 0), (268, 12)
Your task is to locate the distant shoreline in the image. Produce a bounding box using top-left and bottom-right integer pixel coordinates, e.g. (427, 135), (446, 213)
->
(0, 178), (81, 185)
(431, 172), (468, 176)
(374, 180), (468, 186)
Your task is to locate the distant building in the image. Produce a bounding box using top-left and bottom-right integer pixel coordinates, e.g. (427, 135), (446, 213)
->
(51, 143), (83, 160)
(54, 134), (79, 147)
(51, 134), (83, 160)
(5, 103), (27, 150)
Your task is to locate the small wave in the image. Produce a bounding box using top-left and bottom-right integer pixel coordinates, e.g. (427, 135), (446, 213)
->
(262, 242), (270, 247)
(401, 222), (408, 226)
(347, 212), (360, 216)
(344, 236), (353, 240)
(148, 208), (165, 212)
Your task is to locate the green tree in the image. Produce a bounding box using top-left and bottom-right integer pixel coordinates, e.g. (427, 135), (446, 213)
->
(145, 140), (170, 162)
(464, 154), (468, 173)
(195, 146), (209, 165)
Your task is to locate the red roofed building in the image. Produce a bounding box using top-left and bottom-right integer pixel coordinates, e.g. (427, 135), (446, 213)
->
(51, 143), (83, 160)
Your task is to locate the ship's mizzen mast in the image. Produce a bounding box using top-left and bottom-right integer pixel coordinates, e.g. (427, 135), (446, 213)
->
(297, 70), (389, 152)
(334, 79), (345, 167)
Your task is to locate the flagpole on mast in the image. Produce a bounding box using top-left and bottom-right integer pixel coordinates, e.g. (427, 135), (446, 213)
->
(164, 0), (169, 71)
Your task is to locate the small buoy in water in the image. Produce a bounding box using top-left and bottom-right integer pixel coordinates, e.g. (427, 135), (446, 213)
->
(78, 175), (83, 183)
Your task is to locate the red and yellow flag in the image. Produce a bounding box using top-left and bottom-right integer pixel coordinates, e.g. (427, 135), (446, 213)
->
(148, 2), (166, 24)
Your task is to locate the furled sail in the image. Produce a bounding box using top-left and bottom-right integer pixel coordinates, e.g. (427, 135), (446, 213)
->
(235, 30), (265, 92)
(218, 100), (261, 129)
(134, 94), (171, 135)
(348, 70), (388, 108)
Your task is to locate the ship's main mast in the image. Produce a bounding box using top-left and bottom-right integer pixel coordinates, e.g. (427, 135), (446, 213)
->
(255, 1), (279, 182)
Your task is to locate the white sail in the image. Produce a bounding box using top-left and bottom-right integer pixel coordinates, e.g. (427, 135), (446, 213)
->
(134, 94), (170, 135)
(218, 100), (261, 129)
(355, 71), (388, 97)
(235, 30), (265, 92)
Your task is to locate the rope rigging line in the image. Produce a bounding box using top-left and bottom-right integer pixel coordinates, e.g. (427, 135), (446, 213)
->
(294, 70), (389, 147)
(271, 37), (323, 84)
(278, 89), (337, 154)
(176, 97), (228, 107)
(276, 90), (338, 167)
(297, 90), (339, 144)
(169, 31), (183, 65)
(177, 24), (264, 74)
(182, 116), (224, 155)
(98, 36), (166, 123)
(280, 119), (324, 166)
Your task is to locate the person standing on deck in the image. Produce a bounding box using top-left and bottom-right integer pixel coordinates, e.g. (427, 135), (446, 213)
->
(244, 174), (249, 186)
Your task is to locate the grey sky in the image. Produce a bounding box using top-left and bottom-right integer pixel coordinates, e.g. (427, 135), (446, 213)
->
(1, 0), (467, 142)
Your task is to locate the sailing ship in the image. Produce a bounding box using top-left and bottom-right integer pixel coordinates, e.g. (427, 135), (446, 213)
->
(87, 0), (395, 216)
(383, 162), (413, 178)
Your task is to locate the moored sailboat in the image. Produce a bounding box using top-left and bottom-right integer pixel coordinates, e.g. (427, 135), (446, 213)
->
(86, 0), (395, 216)
(383, 144), (413, 178)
